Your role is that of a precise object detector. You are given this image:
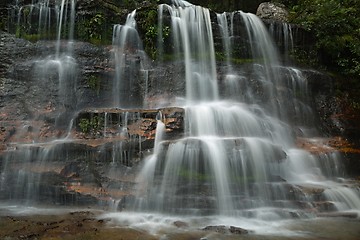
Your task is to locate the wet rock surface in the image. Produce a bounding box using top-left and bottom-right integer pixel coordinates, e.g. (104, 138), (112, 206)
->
(0, 211), (157, 240)
(203, 225), (249, 235)
(0, 0), (360, 223)
(1, 209), (360, 240)
(1, 32), (358, 210)
(0, 30), (185, 206)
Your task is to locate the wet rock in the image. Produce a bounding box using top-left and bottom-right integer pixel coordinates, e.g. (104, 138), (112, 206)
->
(296, 137), (336, 154)
(313, 201), (337, 212)
(173, 221), (189, 228)
(202, 225), (227, 234)
(116, 195), (136, 211)
(0, 211), (159, 240)
(342, 152), (360, 178)
(317, 212), (358, 218)
(229, 226), (249, 234)
(202, 225), (249, 235)
(75, 107), (184, 140)
(296, 185), (325, 196)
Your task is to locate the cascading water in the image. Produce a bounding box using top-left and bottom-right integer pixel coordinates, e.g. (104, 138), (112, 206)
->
(13, 0), (79, 118)
(216, 12), (235, 74)
(130, 0), (360, 221)
(1, 0), (360, 237)
(163, 0), (218, 102)
(0, 0), (77, 203)
(112, 10), (137, 107)
(112, 10), (149, 108)
(269, 21), (294, 60)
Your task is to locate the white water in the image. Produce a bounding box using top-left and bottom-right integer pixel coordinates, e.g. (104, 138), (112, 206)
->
(216, 12), (235, 74)
(130, 0), (360, 221)
(112, 10), (149, 108)
(269, 22), (294, 61)
(2, 0), (360, 235)
(162, 2), (218, 102)
(0, 0), (78, 202)
(99, 211), (307, 237)
(112, 10), (138, 107)
(27, 0), (78, 110)
(14, 0), (78, 107)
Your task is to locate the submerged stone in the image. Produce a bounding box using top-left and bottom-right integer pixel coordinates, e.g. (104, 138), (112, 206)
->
(202, 225), (249, 235)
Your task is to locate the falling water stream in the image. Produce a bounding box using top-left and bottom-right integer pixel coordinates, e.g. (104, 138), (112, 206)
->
(110, 0), (360, 235)
(0, 0), (77, 203)
(1, 0), (360, 238)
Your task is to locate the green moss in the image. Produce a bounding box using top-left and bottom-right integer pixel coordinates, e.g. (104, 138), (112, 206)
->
(179, 168), (211, 181)
(22, 33), (41, 42)
(215, 51), (254, 65)
(231, 58), (254, 65)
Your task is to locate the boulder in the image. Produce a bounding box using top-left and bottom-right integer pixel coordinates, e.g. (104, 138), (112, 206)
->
(256, 2), (289, 22)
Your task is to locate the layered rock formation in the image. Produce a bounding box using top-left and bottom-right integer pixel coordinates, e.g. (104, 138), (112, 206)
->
(0, 0), (359, 212)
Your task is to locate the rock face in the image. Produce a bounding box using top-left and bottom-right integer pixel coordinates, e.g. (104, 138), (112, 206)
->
(0, 28), (187, 205)
(0, 1), (359, 211)
(0, 105), (185, 205)
(256, 2), (289, 22)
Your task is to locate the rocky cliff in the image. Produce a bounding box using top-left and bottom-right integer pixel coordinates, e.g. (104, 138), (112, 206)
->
(0, 0), (359, 208)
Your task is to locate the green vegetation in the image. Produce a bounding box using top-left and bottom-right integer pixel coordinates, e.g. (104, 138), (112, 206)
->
(16, 32), (42, 42)
(137, 8), (160, 59)
(88, 13), (106, 44)
(87, 75), (101, 95)
(277, 0), (360, 77)
(274, 0), (360, 110)
(78, 115), (103, 134)
(76, 12), (113, 45)
(179, 168), (211, 181)
(189, 0), (264, 13)
(215, 51), (254, 65)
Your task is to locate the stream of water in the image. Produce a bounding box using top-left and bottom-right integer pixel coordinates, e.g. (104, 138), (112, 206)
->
(130, 0), (360, 220)
(1, 0), (359, 238)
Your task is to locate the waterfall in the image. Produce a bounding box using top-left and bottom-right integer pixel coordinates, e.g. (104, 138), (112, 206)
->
(216, 12), (235, 74)
(133, 118), (166, 211)
(161, 2), (218, 102)
(29, 0), (78, 112)
(0, 0), (78, 203)
(56, 0), (76, 57)
(1, 0), (359, 233)
(132, 0), (360, 219)
(112, 10), (147, 108)
(269, 22), (294, 60)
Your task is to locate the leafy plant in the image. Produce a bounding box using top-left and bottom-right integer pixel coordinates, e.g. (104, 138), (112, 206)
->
(76, 12), (111, 45)
(79, 118), (91, 133)
(285, 0), (360, 77)
(78, 116), (104, 134)
(89, 13), (105, 42)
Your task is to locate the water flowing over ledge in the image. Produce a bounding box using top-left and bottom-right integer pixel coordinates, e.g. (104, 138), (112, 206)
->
(0, 0), (359, 238)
